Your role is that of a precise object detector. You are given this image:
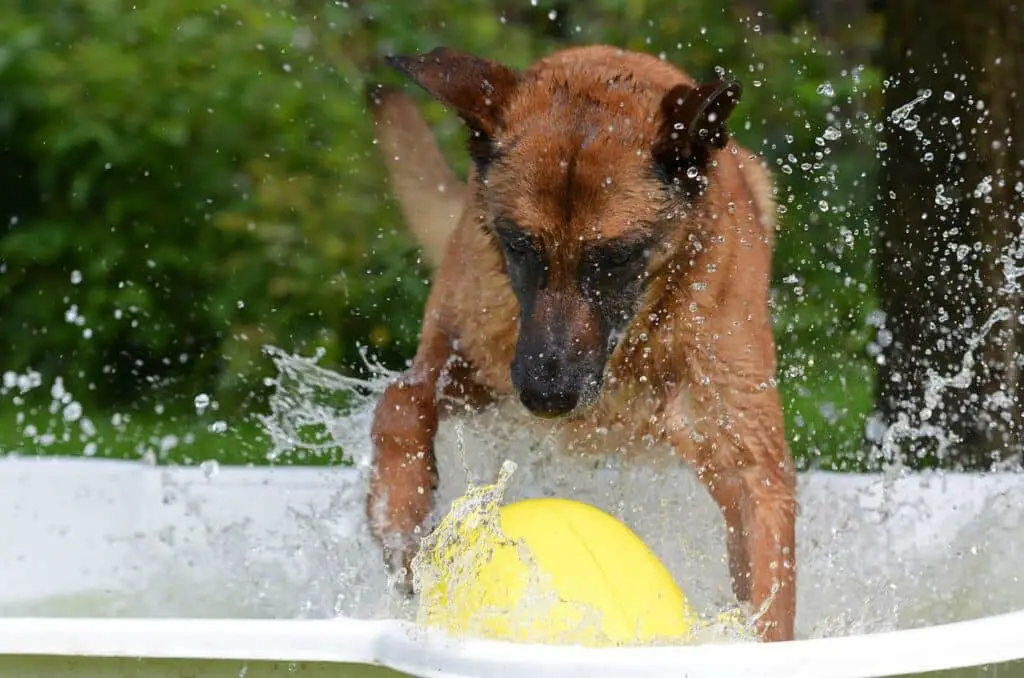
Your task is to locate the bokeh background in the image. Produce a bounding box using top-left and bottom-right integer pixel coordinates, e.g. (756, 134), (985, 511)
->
(1, 1), (1019, 474)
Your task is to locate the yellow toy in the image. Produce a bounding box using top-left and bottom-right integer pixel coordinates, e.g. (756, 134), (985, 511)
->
(416, 495), (699, 646)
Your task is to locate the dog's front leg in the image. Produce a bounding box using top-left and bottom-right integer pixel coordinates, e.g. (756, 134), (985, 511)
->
(366, 330), (450, 590)
(701, 462), (795, 641)
(367, 371), (439, 589)
(701, 471), (752, 603)
(670, 399), (797, 642)
(712, 389), (797, 642)
(366, 324), (494, 590)
(736, 464), (796, 642)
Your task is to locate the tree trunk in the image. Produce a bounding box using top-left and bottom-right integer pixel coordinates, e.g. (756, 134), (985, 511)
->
(876, 1), (1024, 470)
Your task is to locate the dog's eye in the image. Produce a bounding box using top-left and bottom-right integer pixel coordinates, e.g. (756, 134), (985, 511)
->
(604, 248), (641, 268)
(494, 222), (537, 262)
(599, 245), (647, 270)
(503, 238), (533, 257)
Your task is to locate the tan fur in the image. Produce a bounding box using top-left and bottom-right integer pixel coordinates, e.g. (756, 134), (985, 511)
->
(366, 45), (796, 642)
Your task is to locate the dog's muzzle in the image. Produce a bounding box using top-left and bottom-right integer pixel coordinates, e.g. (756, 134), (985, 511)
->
(510, 348), (604, 418)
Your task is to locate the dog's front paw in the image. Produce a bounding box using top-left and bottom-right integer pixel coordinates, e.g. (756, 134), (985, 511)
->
(380, 535), (418, 596)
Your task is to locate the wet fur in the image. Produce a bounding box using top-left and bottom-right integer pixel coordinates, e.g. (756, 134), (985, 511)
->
(365, 45), (796, 642)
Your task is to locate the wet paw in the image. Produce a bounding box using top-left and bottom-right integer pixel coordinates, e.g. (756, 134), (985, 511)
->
(381, 540), (418, 595)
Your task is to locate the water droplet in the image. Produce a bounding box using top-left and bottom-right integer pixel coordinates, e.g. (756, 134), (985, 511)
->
(70, 270), (82, 285)
(63, 401), (83, 423)
(194, 393), (211, 414)
(816, 83), (835, 97)
(200, 459), (221, 478)
(51, 377), (67, 402)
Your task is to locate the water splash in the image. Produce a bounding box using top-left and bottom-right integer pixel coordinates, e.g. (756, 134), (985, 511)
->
(257, 344), (392, 467)
(410, 456), (753, 646)
(245, 352), (906, 640)
(870, 213), (1024, 482)
(6, 344), (1024, 642)
(888, 89), (932, 126)
(409, 458), (591, 644)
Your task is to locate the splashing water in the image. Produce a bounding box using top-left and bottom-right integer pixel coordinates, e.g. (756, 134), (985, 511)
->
(245, 346), (763, 641)
(5, 329), (1024, 641)
(411, 459), (524, 628)
(244, 323), (1024, 641)
(258, 345), (390, 468)
(868, 209), (1024, 507)
(408, 458), (605, 645)
(409, 456), (753, 646)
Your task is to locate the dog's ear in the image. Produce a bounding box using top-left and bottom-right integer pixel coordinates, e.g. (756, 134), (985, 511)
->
(652, 79), (742, 184)
(386, 47), (519, 171)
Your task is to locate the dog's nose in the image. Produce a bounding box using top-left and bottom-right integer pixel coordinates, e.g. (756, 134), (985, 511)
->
(515, 354), (580, 417)
(517, 382), (579, 417)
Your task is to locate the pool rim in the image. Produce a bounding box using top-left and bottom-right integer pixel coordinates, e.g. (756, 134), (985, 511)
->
(0, 611), (1022, 678)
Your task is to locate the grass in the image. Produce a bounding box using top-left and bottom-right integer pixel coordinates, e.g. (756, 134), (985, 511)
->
(0, 329), (875, 472)
(0, 360), (874, 474)
(0, 401), (348, 467)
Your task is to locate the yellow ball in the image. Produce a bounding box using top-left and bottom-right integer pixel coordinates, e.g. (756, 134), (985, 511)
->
(418, 497), (697, 646)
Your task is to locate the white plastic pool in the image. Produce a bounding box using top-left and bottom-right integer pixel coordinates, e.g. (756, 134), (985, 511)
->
(2, 454), (1024, 677)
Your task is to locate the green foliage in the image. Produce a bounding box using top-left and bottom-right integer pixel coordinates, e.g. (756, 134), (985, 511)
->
(0, 0), (420, 413)
(0, 0), (885, 469)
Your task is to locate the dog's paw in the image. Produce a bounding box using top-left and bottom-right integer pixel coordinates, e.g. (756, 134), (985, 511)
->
(378, 531), (419, 595)
(391, 572), (415, 598)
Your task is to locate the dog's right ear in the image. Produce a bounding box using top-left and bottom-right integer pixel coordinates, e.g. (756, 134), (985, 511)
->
(652, 79), (742, 189)
(386, 47), (520, 170)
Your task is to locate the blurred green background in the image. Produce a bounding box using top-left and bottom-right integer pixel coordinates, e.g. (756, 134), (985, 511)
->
(0, 0), (886, 471)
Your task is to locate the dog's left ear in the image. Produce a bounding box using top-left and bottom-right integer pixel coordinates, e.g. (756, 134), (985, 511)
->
(386, 47), (520, 174)
(652, 79), (742, 181)
(386, 47), (519, 144)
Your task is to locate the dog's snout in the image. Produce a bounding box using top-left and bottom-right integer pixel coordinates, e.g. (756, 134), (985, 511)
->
(511, 290), (606, 418)
(533, 352), (562, 382)
(514, 352), (581, 417)
(519, 384), (579, 417)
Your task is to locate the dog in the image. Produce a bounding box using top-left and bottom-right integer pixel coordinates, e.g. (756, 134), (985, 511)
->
(364, 44), (796, 642)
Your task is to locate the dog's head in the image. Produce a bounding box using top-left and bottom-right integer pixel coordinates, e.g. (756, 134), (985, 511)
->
(386, 46), (742, 418)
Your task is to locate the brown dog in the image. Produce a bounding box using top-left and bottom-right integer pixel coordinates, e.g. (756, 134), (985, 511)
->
(365, 45), (796, 642)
